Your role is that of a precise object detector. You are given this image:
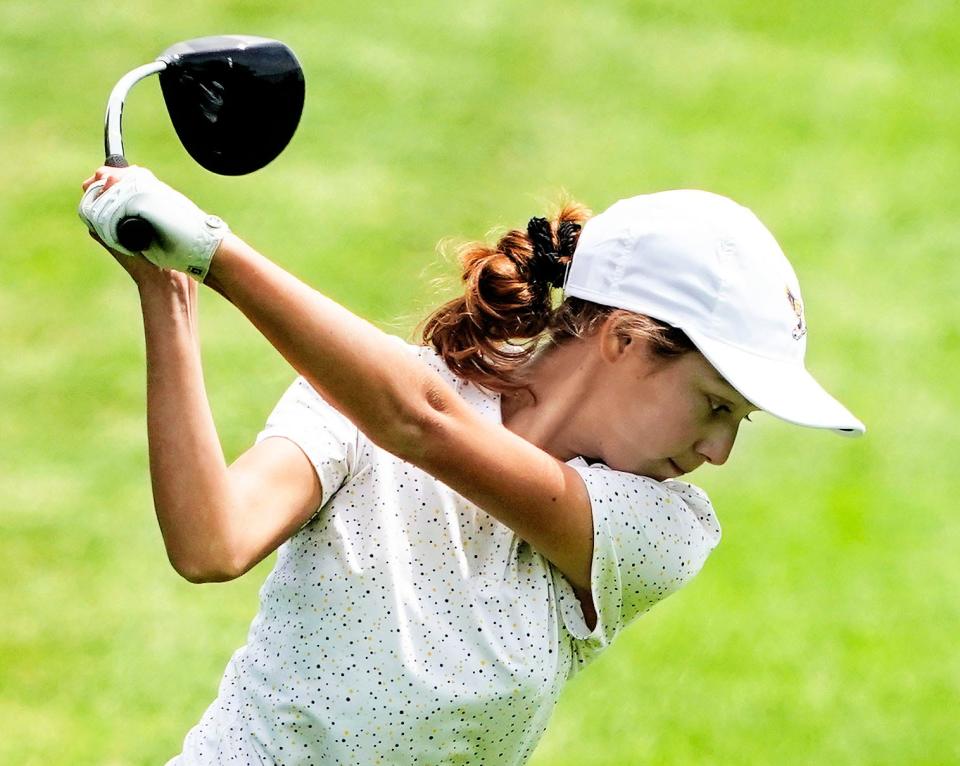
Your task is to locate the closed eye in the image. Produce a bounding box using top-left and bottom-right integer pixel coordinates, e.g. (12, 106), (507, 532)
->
(709, 398), (752, 422)
(709, 398), (732, 416)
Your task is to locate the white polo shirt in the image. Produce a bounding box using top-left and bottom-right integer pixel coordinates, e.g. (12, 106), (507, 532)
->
(166, 340), (721, 765)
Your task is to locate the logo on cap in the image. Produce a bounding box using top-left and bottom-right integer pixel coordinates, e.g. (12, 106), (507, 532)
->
(786, 287), (806, 340)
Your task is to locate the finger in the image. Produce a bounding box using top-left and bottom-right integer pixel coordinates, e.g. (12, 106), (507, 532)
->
(97, 164), (134, 179)
(81, 169), (111, 193)
(100, 166), (133, 192)
(79, 178), (107, 207)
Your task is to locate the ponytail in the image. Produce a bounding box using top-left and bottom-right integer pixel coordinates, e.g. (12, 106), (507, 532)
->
(419, 199), (591, 393)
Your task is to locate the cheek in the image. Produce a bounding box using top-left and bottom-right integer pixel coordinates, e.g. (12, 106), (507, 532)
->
(666, 419), (703, 449)
(597, 363), (703, 457)
(638, 396), (703, 449)
(598, 413), (640, 454)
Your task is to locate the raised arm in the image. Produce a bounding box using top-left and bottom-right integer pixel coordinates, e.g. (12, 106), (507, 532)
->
(202, 239), (443, 443)
(135, 273), (323, 582)
(203, 235), (447, 457)
(79, 166), (595, 593)
(204, 235), (595, 591)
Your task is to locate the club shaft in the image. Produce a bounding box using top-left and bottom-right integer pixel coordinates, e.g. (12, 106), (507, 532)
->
(104, 60), (167, 160)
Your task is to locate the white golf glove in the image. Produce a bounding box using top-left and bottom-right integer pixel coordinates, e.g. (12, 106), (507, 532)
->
(78, 167), (230, 282)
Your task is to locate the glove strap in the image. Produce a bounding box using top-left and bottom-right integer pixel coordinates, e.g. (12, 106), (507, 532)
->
(181, 215), (231, 282)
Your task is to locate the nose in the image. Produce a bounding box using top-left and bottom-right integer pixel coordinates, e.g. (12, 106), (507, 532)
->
(695, 423), (738, 466)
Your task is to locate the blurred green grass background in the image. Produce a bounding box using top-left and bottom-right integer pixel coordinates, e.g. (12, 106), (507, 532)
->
(1, 1), (957, 763)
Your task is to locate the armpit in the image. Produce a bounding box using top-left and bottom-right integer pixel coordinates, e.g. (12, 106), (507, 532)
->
(574, 585), (598, 633)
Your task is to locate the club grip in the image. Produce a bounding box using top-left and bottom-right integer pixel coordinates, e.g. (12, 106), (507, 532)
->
(103, 154), (155, 252)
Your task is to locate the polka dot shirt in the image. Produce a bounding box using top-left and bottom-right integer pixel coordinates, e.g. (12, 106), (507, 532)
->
(165, 340), (722, 765)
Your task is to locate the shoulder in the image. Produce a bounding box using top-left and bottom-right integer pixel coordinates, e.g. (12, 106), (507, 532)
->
(389, 338), (501, 403)
(661, 478), (721, 542)
(567, 459), (722, 547)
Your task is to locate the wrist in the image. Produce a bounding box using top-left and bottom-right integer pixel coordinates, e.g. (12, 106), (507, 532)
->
(203, 233), (242, 300)
(137, 271), (196, 312)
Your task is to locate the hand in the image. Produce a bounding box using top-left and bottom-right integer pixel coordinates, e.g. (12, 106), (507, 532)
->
(80, 170), (172, 289)
(78, 166), (230, 283)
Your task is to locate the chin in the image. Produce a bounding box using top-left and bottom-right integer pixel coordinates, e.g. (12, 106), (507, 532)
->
(653, 459), (684, 482)
(610, 460), (667, 482)
(593, 453), (672, 482)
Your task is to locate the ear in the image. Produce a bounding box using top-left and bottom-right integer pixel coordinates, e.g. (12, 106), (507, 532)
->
(597, 315), (635, 364)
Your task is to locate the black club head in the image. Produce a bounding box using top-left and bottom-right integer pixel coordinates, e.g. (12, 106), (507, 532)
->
(157, 35), (305, 175)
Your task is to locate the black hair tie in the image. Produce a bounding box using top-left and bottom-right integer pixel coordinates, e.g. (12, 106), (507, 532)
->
(526, 217), (568, 289)
(557, 220), (581, 260)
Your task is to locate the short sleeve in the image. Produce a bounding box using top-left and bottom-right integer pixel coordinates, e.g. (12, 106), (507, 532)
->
(254, 377), (362, 524)
(551, 464), (721, 667)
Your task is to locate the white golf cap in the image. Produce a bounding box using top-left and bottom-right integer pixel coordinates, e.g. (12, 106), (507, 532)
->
(563, 190), (865, 436)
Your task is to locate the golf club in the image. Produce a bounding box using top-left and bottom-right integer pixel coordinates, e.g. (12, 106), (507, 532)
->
(102, 34), (305, 252)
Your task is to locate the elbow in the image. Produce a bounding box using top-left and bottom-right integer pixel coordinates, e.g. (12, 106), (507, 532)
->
(382, 396), (449, 466)
(169, 553), (244, 584)
(161, 509), (248, 584)
(379, 407), (443, 467)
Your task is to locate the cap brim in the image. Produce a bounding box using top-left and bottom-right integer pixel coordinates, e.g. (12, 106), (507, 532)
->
(684, 329), (866, 437)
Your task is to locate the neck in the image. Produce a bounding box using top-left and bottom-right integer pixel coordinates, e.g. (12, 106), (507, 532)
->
(500, 340), (599, 461)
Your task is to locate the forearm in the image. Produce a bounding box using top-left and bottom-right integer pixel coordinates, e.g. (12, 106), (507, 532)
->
(204, 234), (445, 456)
(139, 281), (237, 580)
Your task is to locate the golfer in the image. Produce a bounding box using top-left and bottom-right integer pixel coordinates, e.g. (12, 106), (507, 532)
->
(79, 166), (864, 765)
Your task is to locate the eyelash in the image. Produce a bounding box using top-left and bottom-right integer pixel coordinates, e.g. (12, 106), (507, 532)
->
(709, 400), (753, 422)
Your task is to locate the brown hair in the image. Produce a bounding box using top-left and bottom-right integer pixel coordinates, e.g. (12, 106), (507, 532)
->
(419, 197), (697, 394)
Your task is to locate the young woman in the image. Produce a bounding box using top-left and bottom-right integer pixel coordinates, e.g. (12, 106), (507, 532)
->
(79, 166), (864, 765)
